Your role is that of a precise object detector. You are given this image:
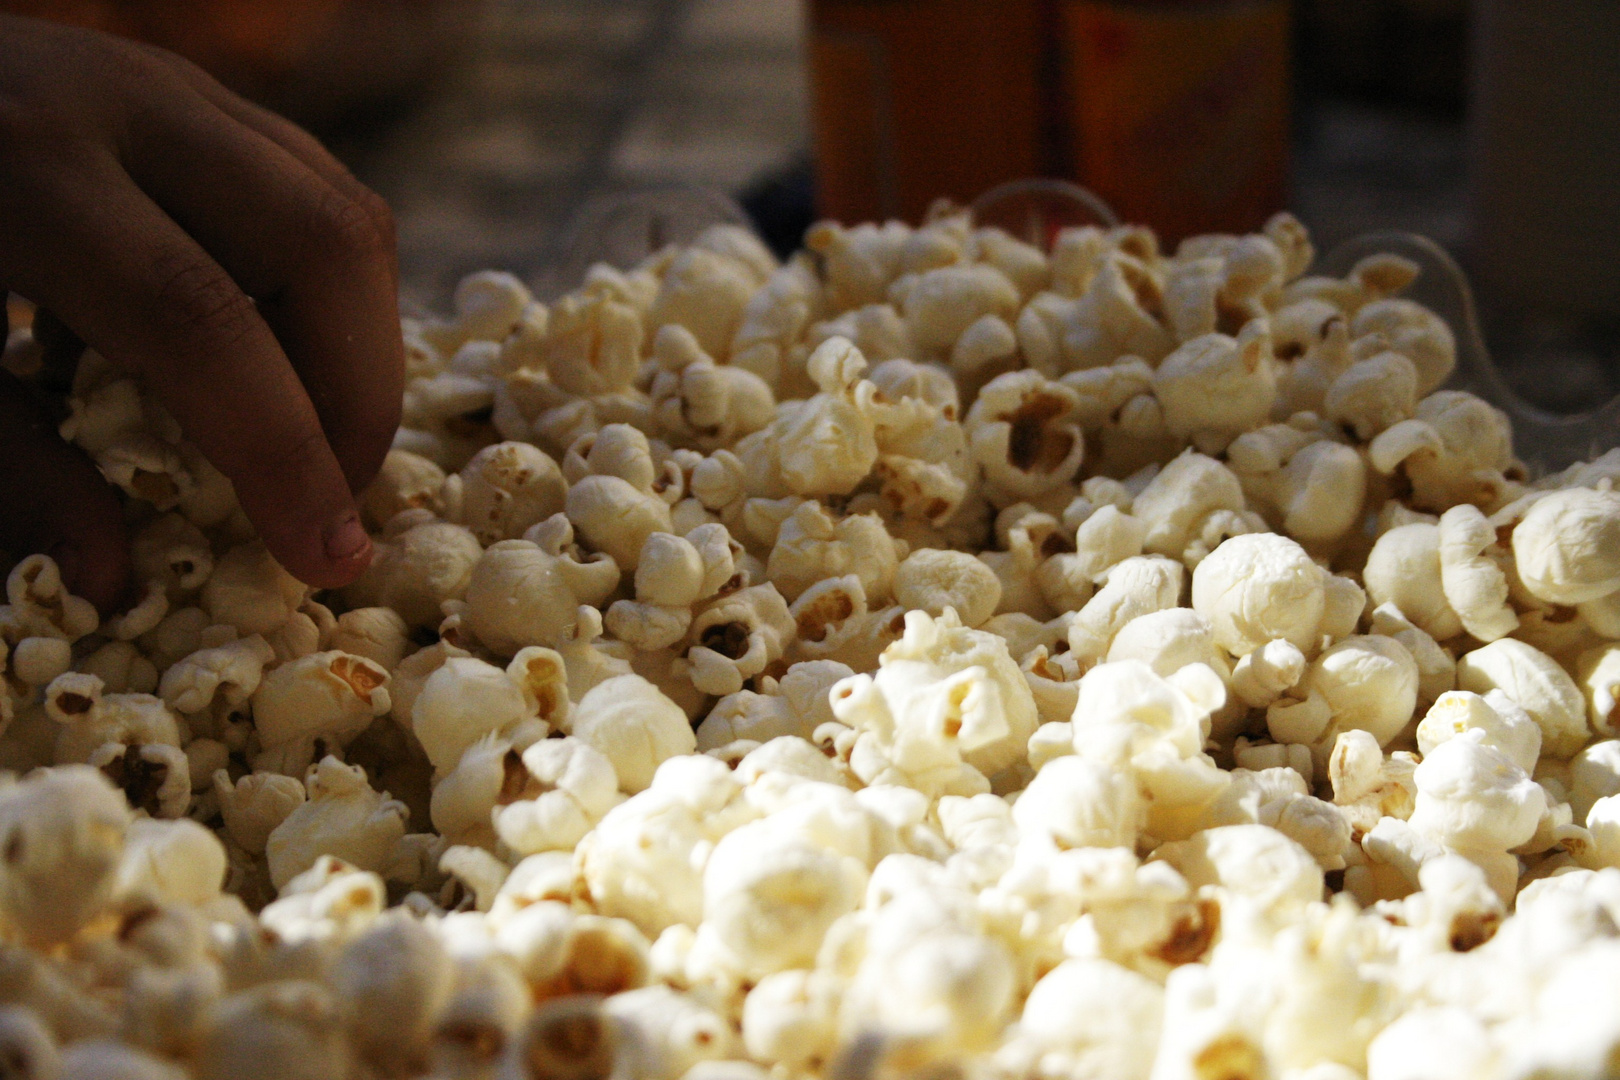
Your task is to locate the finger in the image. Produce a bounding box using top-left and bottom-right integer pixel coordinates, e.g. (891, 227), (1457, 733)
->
(1, 157), (372, 589)
(118, 89), (403, 498)
(141, 48), (394, 257)
(0, 370), (129, 613)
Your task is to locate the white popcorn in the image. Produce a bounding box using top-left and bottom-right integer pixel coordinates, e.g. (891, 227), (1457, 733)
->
(361, 448), (447, 529)
(1416, 690), (1542, 776)
(570, 676), (696, 794)
(1457, 638), (1589, 759)
(200, 542), (306, 637)
(1191, 533), (1327, 657)
(1577, 644), (1620, 741)
(9, 636), (71, 687)
(695, 660), (851, 750)
(1060, 250), (1175, 369)
(767, 502), (898, 605)
(494, 736), (620, 854)
(699, 816), (866, 978)
(328, 606), (411, 672)
(1436, 503), (1517, 642)
(1231, 639), (1308, 709)
(1511, 486), (1620, 606)
(1009, 958), (1163, 1080)
(15, 200), (1620, 1076)
(1130, 451), (1247, 561)
(114, 816), (227, 907)
(60, 1040), (187, 1080)
(444, 440), (568, 544)
(603, 985), (735, 1080)
(1369, 391), (1518, 512)
(1155, 823), (1324, 918)
(1408, 729), (1545, 896)
(684, 584), (795, 697)
(0, 765), (129, 945)
(251, 651), (390, 773)
(1014, 754), (1141, 854)
(1365, 527), (1459, 648)
(832, 610), (1038, 794)
(194, 980), (351, 1080)
(1352, 296), (1456, 394)
(90, 741), (190, 818)
(413, 656), (540, 775)
(542, 289), (642, 398)
(1298, 635), (1419, 749)
(576, 755), (755, 934)
(1067, 555), (1184, 664)
(964, 370), (1086, 503)
(215, 770), (306, 855)
(265, 758), (408, 889)
(45, 673), (181, 766)
(1153, 323), (1278, 453)
(1325, 348), (1420, 440)
(345, 516), (482, 631)
(463, 527), (620, 655)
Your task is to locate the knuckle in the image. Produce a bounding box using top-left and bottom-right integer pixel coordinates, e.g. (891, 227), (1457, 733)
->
(238, 425), (332, 490)
(356, 188), (396, 245)
(148, 252), (257, 360)
(303, 188), (389, 267)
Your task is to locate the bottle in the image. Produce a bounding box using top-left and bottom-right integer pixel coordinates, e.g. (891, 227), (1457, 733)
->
(806, 0), (1052, 224)
(1061, 0), (1291, 245)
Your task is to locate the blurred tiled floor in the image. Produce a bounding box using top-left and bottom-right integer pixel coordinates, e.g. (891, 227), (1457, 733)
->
(329, 0), (809, 313)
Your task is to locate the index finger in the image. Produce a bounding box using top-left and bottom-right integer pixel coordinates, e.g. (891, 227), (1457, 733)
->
(4, 157), (372, 588)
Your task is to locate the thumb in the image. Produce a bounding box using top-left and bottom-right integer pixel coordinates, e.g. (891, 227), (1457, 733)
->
(0, 368), (130, 614)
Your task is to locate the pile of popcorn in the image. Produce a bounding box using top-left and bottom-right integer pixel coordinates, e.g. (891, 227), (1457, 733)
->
(4, 203), (1620, 1080)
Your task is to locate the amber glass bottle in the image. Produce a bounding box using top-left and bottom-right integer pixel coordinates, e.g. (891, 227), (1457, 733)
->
(1061, 0), (1291, 244)
(806, 0), (1052, 225)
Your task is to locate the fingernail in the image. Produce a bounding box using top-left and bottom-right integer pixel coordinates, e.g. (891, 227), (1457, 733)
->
(323, 514), (371, 561)
(49, 542), (84, 593)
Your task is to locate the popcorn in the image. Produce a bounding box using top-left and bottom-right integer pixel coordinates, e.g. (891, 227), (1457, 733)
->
(1152, 323), (1278, 453)
(9, 203), (1620, 1076)
(114, 816), (227, 907)
(215, 770), (306, 855)
(1436, 503), (1517, 642)
(0, 765), (129, 945)
(264, 758), (408, 889)
(344, 515), (482, 631)
(1298, 635), (1420, 749)
(1457, 638), (1589, 759)
(1511, 486), (1620, 606)
(964, 370), (1086, 503)
(832, 610), (1037, 794)
(684, 584), (795, 697)
(1408, 729), (1547, 898)
(443, 440), (568, 544)
(1191, 533), (1328, 657)
(572, 675), (696, 794)
(698, 816), (867, 979)
(494, 736), (620, 854)
(250, 651), (390, 774)
(413, 656), (541, 774)
(1130, 451), (1248, 562)
(200, 542), (306, 637)
(361, 447), (447, 530)
(1006, 958), (1163, 1080)
(463, 525), (620, 656)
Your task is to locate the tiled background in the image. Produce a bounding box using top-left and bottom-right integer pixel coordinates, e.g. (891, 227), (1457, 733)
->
(334, 0), (1470, 317)
(330, 0), (811, 314)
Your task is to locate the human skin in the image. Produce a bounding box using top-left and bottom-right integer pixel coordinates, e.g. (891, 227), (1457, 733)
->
(0, 13), (403, 610)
